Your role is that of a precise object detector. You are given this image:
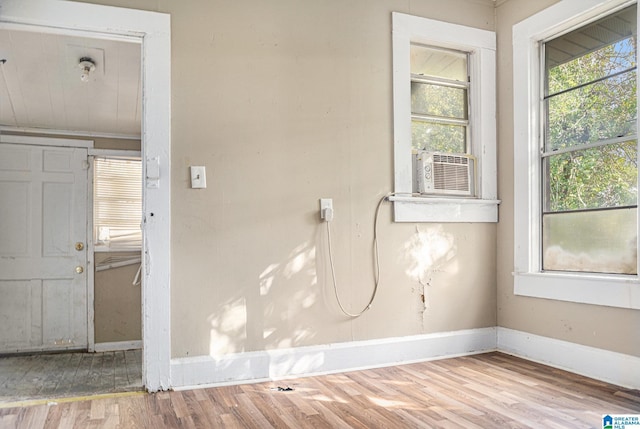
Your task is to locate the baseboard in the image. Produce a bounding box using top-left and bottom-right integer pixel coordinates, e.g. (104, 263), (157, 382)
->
(93, 340), (142, 352)
(497, 327), (640, 390)
(170, 327), (497, 389)
(170, 327), (640, 390)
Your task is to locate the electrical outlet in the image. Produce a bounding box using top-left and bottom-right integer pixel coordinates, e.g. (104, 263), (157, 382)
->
(320, 198), (333, 220)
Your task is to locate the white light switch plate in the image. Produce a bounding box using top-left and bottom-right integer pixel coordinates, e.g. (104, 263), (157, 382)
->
(190, 166), (207, 189)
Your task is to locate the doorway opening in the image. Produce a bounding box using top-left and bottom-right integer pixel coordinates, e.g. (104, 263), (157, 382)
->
(0, 0), (171, 397)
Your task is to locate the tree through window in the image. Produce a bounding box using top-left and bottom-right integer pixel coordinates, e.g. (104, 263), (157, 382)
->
(542, 4), (638, 274)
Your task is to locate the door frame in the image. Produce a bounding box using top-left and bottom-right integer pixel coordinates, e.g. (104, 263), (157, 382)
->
(0, 1), (172, 392)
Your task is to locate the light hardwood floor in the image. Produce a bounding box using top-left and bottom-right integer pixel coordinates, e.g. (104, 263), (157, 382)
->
(0, 352), (638, 428)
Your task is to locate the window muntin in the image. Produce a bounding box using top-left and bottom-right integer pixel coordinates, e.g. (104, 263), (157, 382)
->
(94, 157), (142, 251)
(410, 44), (469, 154)
(541, 3), (638, 275)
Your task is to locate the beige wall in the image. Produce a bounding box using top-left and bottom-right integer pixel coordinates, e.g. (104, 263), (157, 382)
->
(94, 252), (142, 343)
(77, 0), (497, 359)
(168, 0), (497, 358)
(495, 0), (640, 357)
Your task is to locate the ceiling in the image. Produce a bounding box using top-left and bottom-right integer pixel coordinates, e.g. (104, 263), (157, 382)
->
(0, 26), (142, 139)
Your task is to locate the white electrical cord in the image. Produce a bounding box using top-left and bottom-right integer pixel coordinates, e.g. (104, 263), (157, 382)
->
(325, 194), (388, 318)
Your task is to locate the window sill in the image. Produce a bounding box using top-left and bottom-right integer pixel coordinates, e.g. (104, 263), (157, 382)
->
(514, 272), (640, 310)
(390, 196), (500, 223)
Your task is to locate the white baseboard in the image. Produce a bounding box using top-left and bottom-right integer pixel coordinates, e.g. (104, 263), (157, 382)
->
(94, 340), (142, 352)
(170, 327), (497, 389)
(170, 327), (640, 390)
(497, 327), (640, 390)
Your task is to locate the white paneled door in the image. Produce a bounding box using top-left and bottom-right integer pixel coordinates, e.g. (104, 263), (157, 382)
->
(0, 143), (88, 353)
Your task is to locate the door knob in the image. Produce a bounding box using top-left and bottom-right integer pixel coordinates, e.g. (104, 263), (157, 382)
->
(75, 266), (84, 274)
(75, 242), (84, 251)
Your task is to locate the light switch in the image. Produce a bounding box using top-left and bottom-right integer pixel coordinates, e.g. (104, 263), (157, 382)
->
(190, 166), (207, 189)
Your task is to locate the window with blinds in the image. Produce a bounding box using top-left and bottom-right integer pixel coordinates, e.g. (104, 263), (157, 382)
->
(93, 157), (142, 251)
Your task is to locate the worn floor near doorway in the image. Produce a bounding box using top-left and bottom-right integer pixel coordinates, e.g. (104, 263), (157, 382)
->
(0, 350), (143, 404)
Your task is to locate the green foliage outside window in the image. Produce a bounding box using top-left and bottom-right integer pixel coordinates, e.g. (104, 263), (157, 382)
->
(545, 37), (637, 213)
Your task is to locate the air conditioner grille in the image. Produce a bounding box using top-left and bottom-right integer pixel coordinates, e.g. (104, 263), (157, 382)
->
(433, 162), (470, 191)
(433, 154), (469, 165)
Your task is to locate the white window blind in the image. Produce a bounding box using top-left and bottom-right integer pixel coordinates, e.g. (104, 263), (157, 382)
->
(94, 157), (142, 250)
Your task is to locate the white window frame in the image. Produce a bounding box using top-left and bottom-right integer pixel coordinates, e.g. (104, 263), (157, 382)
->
(391, 12), (499, 223)
(513, 0), (640, 310)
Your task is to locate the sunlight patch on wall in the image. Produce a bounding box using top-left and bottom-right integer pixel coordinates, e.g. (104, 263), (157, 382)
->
(259, 264), (279, 296)
(284, 244), (316, 279)
(403, 226), (457, 312)
(257, 241), (319, 350)
(404, 225), (456, 281)
(208, 298), (247, 358)
(259, 243), (317, 297)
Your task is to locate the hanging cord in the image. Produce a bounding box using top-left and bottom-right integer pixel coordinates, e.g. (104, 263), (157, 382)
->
(326, 194), (389, 318)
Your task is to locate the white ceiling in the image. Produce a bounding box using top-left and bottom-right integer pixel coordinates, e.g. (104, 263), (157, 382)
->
(0, 26), (142, 139)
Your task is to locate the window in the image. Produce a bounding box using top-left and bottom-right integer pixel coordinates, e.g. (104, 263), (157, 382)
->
(391, 13), (498, 222)
(411, 45), (469, 155)
(93, 157), (142, 251)
(513, 0), (640, 309)
(542, 4), (637, 275)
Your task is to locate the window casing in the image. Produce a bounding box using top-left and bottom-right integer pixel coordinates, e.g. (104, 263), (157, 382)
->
(391, 13), (498, 223)
(513, 0), (640, 309)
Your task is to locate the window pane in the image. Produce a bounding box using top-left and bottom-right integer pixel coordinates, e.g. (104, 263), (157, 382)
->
(411, 44), (467, 82)
(542, 207), (637, 275)
(546, 4), (637, 95)
(546, 71), (636, 151)
(544, 140), (637, 212)
(411, 82), (467, 119)
(94, 158), (142, 250)
(411, 120), (466, 153)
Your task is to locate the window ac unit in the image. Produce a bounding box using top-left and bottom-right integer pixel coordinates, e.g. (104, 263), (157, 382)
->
(415, 151), (475, 196)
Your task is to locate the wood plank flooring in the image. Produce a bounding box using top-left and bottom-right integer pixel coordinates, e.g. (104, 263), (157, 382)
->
(1, 352), (638, 428)
(0, 350), (142, 403)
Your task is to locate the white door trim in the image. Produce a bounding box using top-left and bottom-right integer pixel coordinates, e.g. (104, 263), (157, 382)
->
(87, 156), (95, 352)
(0, 0), (172, 392)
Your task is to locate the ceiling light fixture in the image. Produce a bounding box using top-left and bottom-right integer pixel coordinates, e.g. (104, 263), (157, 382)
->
(78, 57), (96, 82)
